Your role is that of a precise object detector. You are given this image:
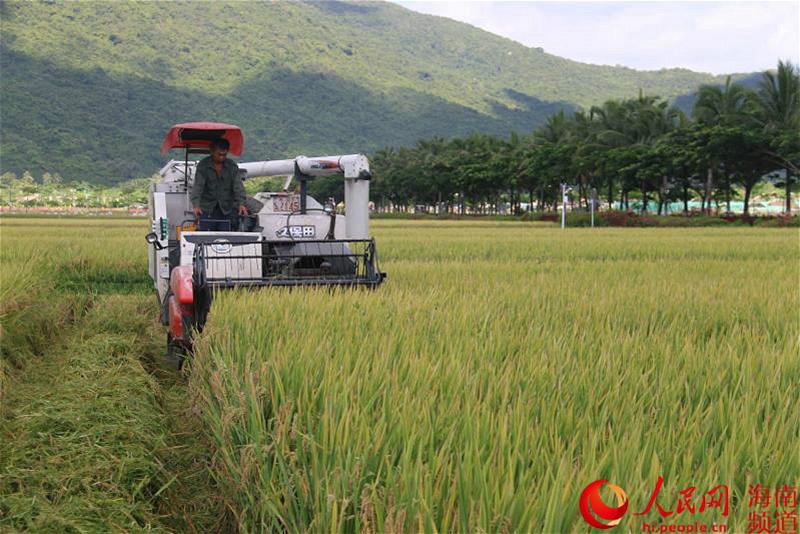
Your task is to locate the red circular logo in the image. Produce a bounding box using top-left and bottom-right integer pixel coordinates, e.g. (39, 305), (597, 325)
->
(579, 479), (629, 529)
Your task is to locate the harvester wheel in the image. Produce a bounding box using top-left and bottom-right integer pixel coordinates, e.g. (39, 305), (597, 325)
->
(166, 333), (186, 370)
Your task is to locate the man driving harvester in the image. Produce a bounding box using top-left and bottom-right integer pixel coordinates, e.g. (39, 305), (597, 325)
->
(191, 138), (248, 231)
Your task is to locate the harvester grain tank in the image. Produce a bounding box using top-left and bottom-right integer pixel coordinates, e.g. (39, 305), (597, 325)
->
(145, 122), (385, 362)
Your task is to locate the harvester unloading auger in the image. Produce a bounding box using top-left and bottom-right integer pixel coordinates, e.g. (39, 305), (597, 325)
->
(145, 122), (385, 362)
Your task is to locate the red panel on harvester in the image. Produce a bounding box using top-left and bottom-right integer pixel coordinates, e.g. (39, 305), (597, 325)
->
(168, 295), (183, 339)
(170, 266), (194, 304)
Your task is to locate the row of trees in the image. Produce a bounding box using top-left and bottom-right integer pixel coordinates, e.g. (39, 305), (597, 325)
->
(369, 61), (799, 215)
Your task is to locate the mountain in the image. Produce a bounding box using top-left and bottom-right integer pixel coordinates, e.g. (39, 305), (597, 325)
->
(0, 0), (747, 184)
(671, 71), (765, 114)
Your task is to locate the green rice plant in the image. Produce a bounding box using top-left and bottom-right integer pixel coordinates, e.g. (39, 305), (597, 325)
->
(0, 218), (150, 295)
(0, 218), (145, 375)
(0, 217), (228, 531)
(0, 296), (170, 531)
(190, 223), (799, 532)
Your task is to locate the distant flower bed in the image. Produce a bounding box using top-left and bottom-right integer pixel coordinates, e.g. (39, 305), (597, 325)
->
(569, 210), (799, 227)
(374, 210), (799, 227)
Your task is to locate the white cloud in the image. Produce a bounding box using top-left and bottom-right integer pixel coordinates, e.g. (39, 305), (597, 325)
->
(395, 1), (800, 73)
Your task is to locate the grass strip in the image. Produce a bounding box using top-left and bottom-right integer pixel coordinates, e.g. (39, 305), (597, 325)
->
(0, 295), (228, 532)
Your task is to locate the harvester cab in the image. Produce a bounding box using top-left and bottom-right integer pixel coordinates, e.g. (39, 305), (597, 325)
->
(146, 122), (385, 362)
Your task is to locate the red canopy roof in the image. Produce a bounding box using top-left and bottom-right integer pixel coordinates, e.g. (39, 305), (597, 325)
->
(160, 122), (244, 156)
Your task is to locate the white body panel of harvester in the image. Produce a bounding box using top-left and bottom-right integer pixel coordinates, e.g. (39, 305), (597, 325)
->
(179, 233), (263, 281)
(147, 154), (381, 304)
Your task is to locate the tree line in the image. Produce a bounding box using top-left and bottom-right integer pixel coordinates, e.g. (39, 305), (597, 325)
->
(369, 61), (799, 215)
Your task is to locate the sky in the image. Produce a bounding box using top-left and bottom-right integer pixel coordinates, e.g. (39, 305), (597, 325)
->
(394, 1), (800, 74)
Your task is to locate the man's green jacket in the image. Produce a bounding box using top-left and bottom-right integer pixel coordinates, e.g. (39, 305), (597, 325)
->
(190, 156), (246, 215)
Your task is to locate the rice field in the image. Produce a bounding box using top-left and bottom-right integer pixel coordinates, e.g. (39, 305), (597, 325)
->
(1, 217), (798, 532)
(190, 222), (799, 532)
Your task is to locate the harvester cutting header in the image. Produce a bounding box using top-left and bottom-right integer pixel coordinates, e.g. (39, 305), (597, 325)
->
(146, 122), (385, 361)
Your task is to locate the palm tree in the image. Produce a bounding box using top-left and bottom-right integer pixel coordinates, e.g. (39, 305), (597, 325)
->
(535, 109), (571, 144)
(587, 100), (629, 207)
(754, 60), (800, 213)
(692, 77), (751, 213)
(586, 93), (681, 211)
(693, 76), (751, 126)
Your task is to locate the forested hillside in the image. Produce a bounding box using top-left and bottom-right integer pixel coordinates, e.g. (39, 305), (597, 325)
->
(1, 0), (744, 183)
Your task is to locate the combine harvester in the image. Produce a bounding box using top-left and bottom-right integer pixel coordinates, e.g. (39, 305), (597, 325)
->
(145, 122), (385, 363)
